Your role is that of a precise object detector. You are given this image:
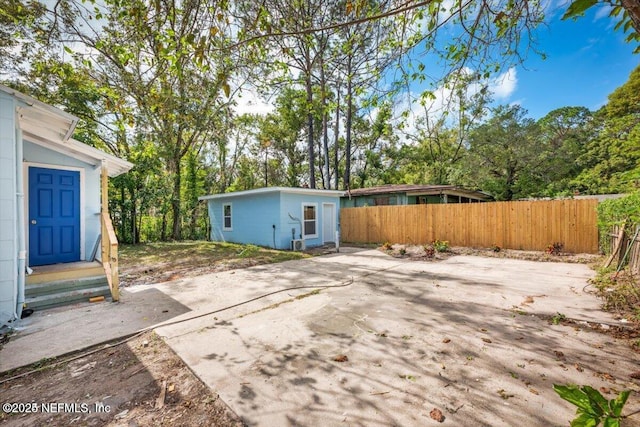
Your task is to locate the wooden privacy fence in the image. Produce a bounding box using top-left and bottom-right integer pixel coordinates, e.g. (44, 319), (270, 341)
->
(340, 199), (599, 254)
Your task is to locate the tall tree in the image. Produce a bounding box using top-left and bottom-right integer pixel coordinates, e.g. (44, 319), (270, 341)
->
(572, 65), (640, 193)
(465, 105), (542, 200)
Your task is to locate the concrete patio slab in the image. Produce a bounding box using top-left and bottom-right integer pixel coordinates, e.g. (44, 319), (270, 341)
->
(153, 250), (640, 426)
(0, 287), (190, 372)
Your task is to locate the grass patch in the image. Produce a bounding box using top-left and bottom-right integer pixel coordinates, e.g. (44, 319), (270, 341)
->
(118, 240), (311, 286)
(120, 240), (308, 267)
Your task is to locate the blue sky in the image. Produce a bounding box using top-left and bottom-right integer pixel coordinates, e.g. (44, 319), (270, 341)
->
(505, 4), (639, 119)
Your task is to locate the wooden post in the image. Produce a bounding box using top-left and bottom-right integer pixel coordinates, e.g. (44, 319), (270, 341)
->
(101, 161), (120, 302)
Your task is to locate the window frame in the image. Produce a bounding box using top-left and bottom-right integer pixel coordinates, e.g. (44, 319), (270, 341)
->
(222, 203), (233, 231)
(301, 203), (318, 239)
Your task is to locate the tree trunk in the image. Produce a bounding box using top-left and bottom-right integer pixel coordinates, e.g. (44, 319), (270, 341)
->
(334, 81), (340, 190)
(621, 0), (640, 35)
(170, 155), (182, 240)
(343, 55), (353, 190)
(305, 70), (316, 188)
(320, 57), (330, 189)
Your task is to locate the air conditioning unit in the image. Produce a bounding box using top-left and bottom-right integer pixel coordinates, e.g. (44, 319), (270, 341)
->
(291, 239), (306, 251)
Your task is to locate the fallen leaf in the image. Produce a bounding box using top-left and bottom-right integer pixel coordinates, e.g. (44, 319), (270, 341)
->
(333, 355), (348, 362)
(529, 388), (539, 395)
(429, 408), (445, 423)
(442, 338), (451, 343)
(482, 338), (492, 343)
(497, 389), (514, 400)
(600, 387), (611, 394)
(480, 328), (488, 332)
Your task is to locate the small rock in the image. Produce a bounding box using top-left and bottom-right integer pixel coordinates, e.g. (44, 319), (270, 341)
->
(429, 408), (445, 423)
(333, 355), (348, 362)
(482, 338), (492, 343)
(442, 338), (451, 343)
(142, 340), (149, 347)
(600, 324), (610, 330)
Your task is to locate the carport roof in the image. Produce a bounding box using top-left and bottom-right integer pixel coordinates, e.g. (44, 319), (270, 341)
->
(1, 84), (133, 177)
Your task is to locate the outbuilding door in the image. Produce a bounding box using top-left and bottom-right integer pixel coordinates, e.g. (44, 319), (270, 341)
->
(28, 166), (81, 266)
(322, 203), (336, 243)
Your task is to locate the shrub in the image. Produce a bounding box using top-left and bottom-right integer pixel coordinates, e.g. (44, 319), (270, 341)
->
(597, 192), (640, 253)
(432, 240), (450, 252)
(423, 245), (435, 258)
(546, 242), (563, 255)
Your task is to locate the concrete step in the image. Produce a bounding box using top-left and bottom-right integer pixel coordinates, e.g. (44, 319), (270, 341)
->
(24, 285), (111, 311)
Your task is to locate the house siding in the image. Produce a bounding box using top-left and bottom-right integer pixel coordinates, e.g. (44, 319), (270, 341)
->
(24, 141), (101, 261)
(279, 192), (340, 248)
(0, 92), (17, 325)
(207, 192), (281, 248)
(204, 189), (341, 250)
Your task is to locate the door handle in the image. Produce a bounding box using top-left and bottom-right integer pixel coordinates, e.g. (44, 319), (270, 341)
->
(31, 220), (37, 225)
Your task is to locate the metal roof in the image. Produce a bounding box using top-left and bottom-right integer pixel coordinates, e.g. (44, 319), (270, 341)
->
(345, 184), (492, 200)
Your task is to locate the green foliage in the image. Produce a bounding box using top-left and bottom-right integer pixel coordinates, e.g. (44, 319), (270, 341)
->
(432, 240), (450, 252)
(597, 192), (640, 254)
(573, 66), (640, 194)
(597, 192), (640, 230)
(465, 105), (543, 200)
(551, 312), (566, 325)
(553, 384), (631, 427)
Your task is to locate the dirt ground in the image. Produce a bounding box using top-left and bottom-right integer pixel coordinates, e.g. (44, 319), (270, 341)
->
(0, 332), (244, 427)
(0, 242), (636, 427)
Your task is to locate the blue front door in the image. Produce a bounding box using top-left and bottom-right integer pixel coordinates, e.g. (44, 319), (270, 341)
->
(29, 167), (81, 266)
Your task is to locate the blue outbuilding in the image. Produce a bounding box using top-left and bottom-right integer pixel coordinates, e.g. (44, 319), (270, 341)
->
(199, 187), (343, 250)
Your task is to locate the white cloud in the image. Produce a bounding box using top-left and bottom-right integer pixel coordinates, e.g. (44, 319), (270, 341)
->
(489, 68), (518, 100)
(233, 88), (274, 116)
(594, 4), (612, 21)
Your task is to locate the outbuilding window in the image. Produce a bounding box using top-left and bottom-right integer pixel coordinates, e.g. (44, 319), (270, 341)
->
(223, 203), (232, 230)
(302, 203), (317, 238)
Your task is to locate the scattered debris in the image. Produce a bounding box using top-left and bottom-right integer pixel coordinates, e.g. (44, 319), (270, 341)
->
(156, 379), (167, 409)
(575, 363), (584, 372)
(497, 389), (514, 400)
(629, 372), (640, 379)
(429, 408), (445, 423)
(553, 350), (565, 360)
